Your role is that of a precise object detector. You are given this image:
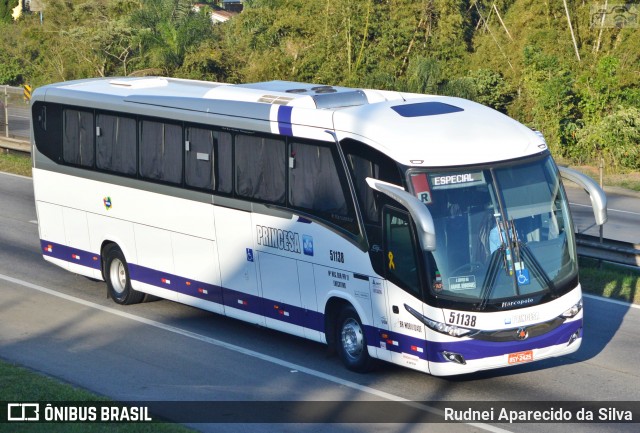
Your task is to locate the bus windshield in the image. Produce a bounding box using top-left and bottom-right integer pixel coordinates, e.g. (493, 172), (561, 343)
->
(407, 155), (577, 309)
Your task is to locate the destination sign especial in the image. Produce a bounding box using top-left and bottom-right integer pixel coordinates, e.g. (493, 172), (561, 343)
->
(431, 172), (484, 188)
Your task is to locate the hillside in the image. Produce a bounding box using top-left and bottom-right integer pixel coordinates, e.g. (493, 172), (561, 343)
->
(1, 0), (638, 170)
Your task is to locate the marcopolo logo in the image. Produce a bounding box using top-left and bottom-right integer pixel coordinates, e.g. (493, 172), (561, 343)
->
(256, 225), (301, 253)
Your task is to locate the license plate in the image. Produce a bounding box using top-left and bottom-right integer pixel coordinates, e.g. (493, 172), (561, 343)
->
(508, 350), (534, 364)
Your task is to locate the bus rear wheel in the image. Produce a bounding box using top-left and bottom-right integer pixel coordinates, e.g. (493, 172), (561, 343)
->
(336, 306), (373, 372)
(103, 245), (144, 305)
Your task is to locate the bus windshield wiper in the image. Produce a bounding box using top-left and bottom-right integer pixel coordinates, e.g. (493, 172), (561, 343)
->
(477, 215), (511, 311)
(518, 241), (557, 296)
(505, 218), (557, 296)
(477, 247), (502, 311)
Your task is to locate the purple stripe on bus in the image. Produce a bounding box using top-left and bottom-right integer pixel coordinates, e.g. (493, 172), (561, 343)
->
(41, 237), (578, 364)
(277, 105), (293, 136)
(40, 240), (101, 270)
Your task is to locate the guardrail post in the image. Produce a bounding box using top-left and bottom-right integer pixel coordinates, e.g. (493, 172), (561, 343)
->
(599, 152), (604, 268)
(3, 85), (8, 138)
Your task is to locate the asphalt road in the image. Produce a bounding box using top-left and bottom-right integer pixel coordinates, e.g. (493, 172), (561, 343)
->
(0, 172), (638, 433)
(565, 183), (640, 244)
(3, 105), (30, 140)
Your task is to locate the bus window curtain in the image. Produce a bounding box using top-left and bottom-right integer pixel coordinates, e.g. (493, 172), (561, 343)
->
(289, 142), (348, 216)
(140, 120), (182, 183)
(97, 114), (136, 175)
(63, 109), (94, 167)
(186, 126), (214, 190)
(235, 135), (285, 203)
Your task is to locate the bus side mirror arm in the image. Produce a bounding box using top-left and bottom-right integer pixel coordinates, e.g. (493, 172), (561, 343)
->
(558, 166), (608, 226)
(365, 178), (437, 251)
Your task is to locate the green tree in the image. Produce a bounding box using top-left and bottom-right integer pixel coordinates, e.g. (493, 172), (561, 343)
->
(0, 53), (22, 84)
(516, 45), (579, 154)
(129, 0), (217, 75)
(465, 69), (514, 113)
(578, 56), (622, 122)
(2, 0), (639, 175)
(575, 107), (640, 170)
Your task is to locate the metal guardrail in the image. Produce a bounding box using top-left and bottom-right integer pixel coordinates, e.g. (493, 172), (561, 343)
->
(576, 233), (640, 268)
(1, 85), (31, 142)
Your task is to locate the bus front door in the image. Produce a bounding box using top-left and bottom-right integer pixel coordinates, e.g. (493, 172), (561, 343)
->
(383, 207), (429, 372)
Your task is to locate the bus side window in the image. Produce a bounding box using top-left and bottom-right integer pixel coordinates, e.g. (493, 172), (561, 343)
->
(235, 134), (286, 204)
(342, 139), (403, 225)
(216, 132), (233, 194)
(63, 109), (94, 168)
(185, 127), (233, 193)
(185, 126), (214, 190)
(383, 208), (421, 297)
(348, 154), (379, 223)
(96, 113), (137, 176)
(32, 102), (63, 163)
(289, 141), (348, 217)
(139, 120), (183, 184)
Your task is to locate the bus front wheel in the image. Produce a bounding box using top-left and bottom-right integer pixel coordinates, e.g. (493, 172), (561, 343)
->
(336, 306), (373, 372)
(103, 245), (144, 305)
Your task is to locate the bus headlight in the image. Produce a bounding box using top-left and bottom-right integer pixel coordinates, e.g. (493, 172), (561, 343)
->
(561, 299), (583, 318)
(404, 304), (474, 338)
(428, 319), (474, 338)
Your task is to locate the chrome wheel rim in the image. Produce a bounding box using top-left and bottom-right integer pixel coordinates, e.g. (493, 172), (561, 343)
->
(109, 258), (127, 294)
(341, 318), (364, 360)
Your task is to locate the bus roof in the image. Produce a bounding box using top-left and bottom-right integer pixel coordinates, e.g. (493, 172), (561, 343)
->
(34, 76), (546, 167)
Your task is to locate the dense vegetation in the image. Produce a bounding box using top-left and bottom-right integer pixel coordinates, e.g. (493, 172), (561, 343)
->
(0, 1), (19, 22)
(1, 0), (638, 170)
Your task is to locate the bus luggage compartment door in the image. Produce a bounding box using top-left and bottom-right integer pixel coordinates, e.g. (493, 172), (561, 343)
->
(214, 207), (263, 326)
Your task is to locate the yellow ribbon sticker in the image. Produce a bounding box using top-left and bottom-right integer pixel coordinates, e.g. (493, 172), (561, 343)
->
(388, 251), (395, 270)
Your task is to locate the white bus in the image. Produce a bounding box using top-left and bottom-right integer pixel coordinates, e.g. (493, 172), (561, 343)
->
(31, 77), (607, 376)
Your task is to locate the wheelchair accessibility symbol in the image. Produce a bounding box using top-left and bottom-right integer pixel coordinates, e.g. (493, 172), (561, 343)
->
(516, 269), (530, 285)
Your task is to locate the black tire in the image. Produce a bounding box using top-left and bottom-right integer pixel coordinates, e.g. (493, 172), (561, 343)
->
(103, 245), (144, 305)
(336, 306), (373, 373)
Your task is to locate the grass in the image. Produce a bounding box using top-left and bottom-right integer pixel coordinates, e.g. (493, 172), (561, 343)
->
(0, 359), (192, 432)
(578, 257), (640, 304)
(556, 158), (640, 192)
(0, 150), (31, 177)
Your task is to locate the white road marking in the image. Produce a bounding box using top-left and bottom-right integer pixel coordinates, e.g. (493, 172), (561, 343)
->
(583, 293), (640, 310)
(571, 202), (640, 217)
(0, 272), (511, 433)
(0, 170), (31, 180)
